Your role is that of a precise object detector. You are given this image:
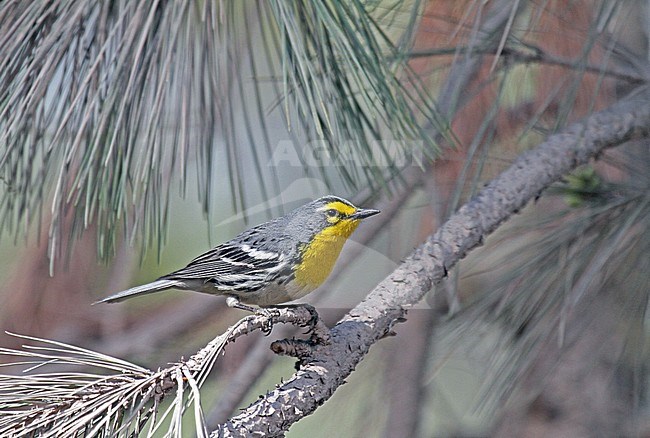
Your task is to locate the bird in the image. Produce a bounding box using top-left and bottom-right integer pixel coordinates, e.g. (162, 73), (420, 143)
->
(95, 196), (380, 311)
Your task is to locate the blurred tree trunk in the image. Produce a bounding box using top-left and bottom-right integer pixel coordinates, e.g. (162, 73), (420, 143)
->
(383, 310), (437, 438)
(0, 213), (110, 350)
(381, 2), (504, 433)
(492, 290), (636, 437)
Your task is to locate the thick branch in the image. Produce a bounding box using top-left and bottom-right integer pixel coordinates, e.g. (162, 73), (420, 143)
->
(212, 93), (650, 437)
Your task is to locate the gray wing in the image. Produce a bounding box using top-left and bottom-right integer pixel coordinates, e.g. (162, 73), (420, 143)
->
(162, 241), (291, 292)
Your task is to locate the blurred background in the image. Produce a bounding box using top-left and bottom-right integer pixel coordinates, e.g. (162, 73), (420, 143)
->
(0, 1), (648, 436)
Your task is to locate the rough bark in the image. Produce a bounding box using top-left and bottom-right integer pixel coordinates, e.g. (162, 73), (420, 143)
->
(211, 91), (650, 436)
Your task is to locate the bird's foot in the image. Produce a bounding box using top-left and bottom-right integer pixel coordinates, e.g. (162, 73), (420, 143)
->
(225, 297), (329, 343)
(269, 303), (331, 348)
(270, 303), (320, 334)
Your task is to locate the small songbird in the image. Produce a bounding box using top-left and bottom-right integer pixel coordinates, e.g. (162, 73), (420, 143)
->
(95, 196), (379, 311)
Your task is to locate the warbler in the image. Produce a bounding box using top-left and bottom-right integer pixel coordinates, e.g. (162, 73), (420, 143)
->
(96, 196), (379, 310)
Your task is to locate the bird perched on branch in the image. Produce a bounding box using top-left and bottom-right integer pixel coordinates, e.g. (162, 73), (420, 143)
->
(95, 196), (379, 311)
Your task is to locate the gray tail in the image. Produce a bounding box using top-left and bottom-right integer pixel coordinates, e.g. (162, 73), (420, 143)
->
(94, 279), (182, 304)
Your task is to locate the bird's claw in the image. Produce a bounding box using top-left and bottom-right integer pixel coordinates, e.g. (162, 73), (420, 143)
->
(256, 308), (276, 335)
(297, 304), (320, 335)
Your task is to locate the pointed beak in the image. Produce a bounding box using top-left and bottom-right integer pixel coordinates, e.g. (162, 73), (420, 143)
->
(351, 208), (380, 220)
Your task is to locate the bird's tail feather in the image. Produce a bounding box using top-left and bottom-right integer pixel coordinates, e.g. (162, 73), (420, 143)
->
(94, 279), (182, 304)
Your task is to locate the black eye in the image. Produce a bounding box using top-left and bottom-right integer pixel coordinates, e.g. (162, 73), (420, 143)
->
(326, 209), (339, 218)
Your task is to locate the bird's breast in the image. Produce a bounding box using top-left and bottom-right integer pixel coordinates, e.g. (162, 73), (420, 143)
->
(294, 226), (356, 289)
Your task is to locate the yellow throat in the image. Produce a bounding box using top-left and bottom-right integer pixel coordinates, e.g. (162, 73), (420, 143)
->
(294, 204), (361, 290)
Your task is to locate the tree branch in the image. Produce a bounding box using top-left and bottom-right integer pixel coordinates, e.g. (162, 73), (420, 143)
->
(408, 45), (646, 85)
(0, 307), (323, 437)
(212, 91), (650, 436)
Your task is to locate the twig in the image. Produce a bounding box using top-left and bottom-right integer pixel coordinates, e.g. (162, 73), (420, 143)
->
(407, 44), (646, 85)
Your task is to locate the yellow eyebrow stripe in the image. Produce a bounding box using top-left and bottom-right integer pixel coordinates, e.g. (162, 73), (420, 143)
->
(320, 201), (356, 216)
